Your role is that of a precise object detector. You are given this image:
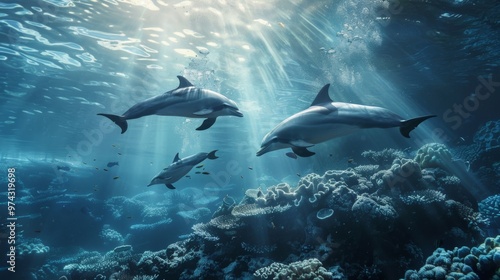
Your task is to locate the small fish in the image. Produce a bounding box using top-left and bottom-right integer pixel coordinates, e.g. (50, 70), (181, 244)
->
(285, 152), (297, 159)
(202, 171), (210, 175)
(113, 176), (119, 180)
(347, 158), (354, 163)
(118, 153), (122, 155)
(185, 175), (191, 178)
(93, 159), (96, 161)
(278, 22), (285, 28)
(34, 230), (42, 233)
(195, 171), (201, 174)
(195, 164), (204, 168)
(107, 161), (119, 168)
(240, 176), (243, 179)
(127, 216), (132, 219)
(329, 154), (333, 157)
(83, 162), (87, 165)
(248, 167), (253, 170)
(103, 169), (108, 172)
(297, 173), (301, 177)
(112, 144), (116, 147)
(95, 167), (99, 170)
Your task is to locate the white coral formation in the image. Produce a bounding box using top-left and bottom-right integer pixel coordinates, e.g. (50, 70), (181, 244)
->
(399, 190), (446, 205)
(17, 238), (50, 256)
(254, 258), (333, 280)
(231, 203), (292, 218)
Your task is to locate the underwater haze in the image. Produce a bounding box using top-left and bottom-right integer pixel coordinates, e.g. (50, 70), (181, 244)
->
(1, 0), (500, 279)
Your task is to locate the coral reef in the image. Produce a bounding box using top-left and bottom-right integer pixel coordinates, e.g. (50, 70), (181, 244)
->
(123, 154), (482, 279)
(25, 138), (495, 280)
(404, 235), (500, 280)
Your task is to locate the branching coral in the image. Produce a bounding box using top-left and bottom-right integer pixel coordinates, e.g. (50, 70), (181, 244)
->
(399, 190), (446, 206)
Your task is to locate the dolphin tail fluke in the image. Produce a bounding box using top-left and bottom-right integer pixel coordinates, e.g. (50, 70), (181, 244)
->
(196, 118), (217, 130)
(400, 115), (436, 138)
(207, 150), (219, 160)
(98, 113), (128, 134)
(292, 147), (316, 157)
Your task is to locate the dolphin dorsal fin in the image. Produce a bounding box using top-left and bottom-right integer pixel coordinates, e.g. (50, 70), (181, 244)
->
(310, 84), (332, 106)
(172, 153), (180, 163)
(176, 76), (194, 89)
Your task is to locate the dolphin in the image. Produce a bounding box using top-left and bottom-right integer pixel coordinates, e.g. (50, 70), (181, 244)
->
(98, 76), (243, 133)
(147, 150), (218, 189)
(256, 84), (435, 157)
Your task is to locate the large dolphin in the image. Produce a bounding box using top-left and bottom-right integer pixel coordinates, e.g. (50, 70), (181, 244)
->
(147, 150), (218, 189)
(257, 84), (435, 157)
(98, 76), (243, 133)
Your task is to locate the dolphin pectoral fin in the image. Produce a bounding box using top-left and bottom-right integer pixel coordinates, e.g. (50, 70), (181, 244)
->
(292, 147), (316, 157)
(193, 109), (214, 116)
(165, 183), (176, 189)
(176, 76), (194, 89)
(400, 115), (436, 138)
(196, 118), (217, 130)
(97, 113), (128, 134)
(289, 139), (314, 147)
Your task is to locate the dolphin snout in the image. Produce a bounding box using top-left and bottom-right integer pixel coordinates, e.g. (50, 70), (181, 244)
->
(233, 110), (243, 117)
(256, 146), (268, 157)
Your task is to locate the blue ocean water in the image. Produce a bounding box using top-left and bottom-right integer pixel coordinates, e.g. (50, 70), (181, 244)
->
(0, 0), (499, 279)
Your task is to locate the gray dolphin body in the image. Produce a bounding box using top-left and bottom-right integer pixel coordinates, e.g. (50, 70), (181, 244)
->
(148, 150), (218, 189)
(98, 76), (243, 133)
(257, 84), (435, 157)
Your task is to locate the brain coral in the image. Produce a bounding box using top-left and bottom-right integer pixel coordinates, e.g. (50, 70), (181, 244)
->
(414, 143), (453, 169)
(254, 258), (336, 280)
(404, 235), (500, 280)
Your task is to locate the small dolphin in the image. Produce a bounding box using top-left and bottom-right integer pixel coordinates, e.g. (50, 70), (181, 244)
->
(98, 76), (243, 133)
(148, 150), (219, 189)
(257, 84), (435, 157)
